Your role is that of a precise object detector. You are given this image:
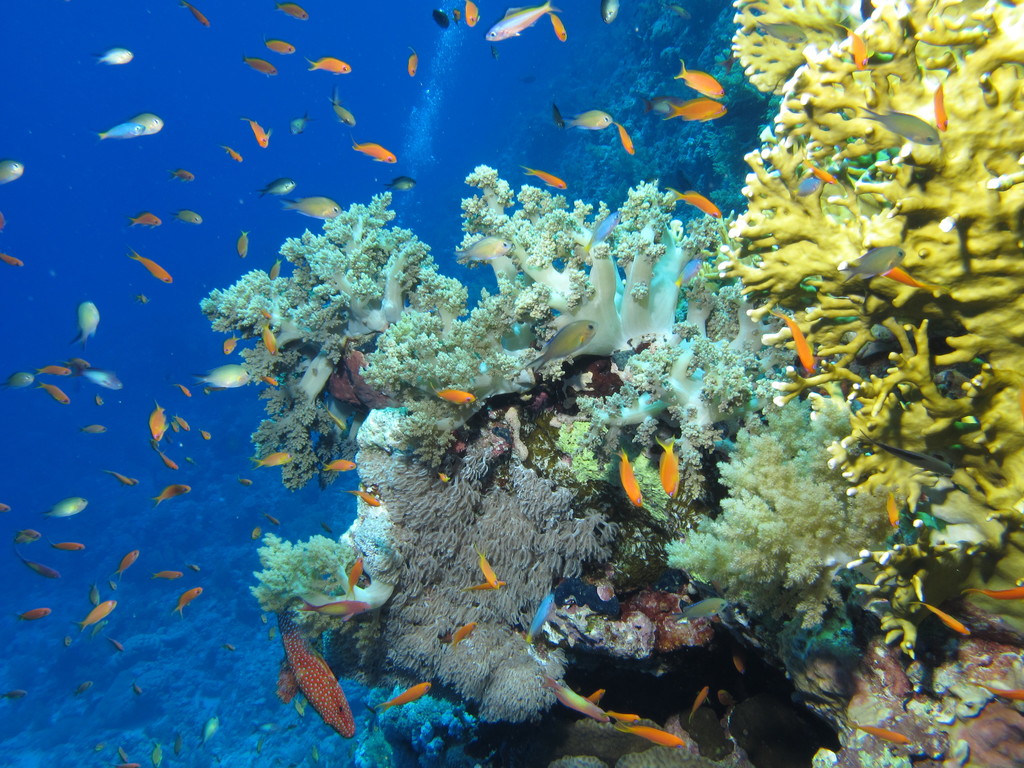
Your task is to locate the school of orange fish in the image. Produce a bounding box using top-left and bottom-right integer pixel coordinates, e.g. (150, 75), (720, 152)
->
(0, 0), (744, 758)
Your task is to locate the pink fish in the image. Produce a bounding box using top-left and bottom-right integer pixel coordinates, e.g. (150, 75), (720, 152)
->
(277, 612), (355, 737)
(297, 594), (371, 620)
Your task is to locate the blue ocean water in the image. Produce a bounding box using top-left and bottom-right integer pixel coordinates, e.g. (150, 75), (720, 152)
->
(0, 2), (754, 765)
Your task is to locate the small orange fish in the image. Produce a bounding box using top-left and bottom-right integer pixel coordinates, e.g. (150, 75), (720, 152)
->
(915, 601), (970, 635)
(436, 389), (476, 404)
(243, 56), (278, 76)
(236, 231), (249, 259)
(37, 382), (70, 404)
(407, 47), (418, 77)
(978, 683), (1024, 701)
(262, 325), (278, 355)
(521, 166), (567, 189)
(169, 168), (195, 181)
(103, 470), (139, 486)
(77, 600), (116, 631)
(614, 723), (686, 749)
(276, 1), (308, 19)
(451, 621), (477, 647)
(151, 571), (184, 580)
(852, 724), (911, 745)
(200, 430), (212, 440)
(264, 513), (280, 526)
(347, 490), (382, 506)
(886, 492), (900, 527)
(14, 529), (41, 543)
(262, 376), (279, 386)
(473, 545), (506, 589)
(107, 637), (125, 652)
(769, 311), (816, 375)
(963, 586), (1024, 600)
(238, 476), (253, 486)
(149, 402), (167, 442)
(352, 139), (397, 163)
(152, 484), (191, 506)
(242, 117), (272, 148)
(674, 59), (724, 98)
(180, 0), (210, 26)
(36, 365), (71, 376)
(128, 212), (162, 227)
(613, 122), (634, 155)
(618, 449), (643, 507)
(173, 415), (190, 432)
(264, 38), (296, 55)
(18, 608), (52, 621)
(465, 0), (479, 26)
(251, 527), (262, 540)
(690, 685), (710, 721)
(843, 25), (868, 69)
(155, 450), (179, 470)
(173, 587), (203, 617)
(113, 550), (139, 579)
(607, 711), (641, 723)
(549, 12), (567, 41)
(220, 145), (243, 162)
(663, 98), (727, 121)
(128, 249), (172, 283)
(174, 383), (193, 397)
(377, 683), (431, 711)
(586, 689), (606, 705)
(0, 252), (24, 267)
(222, 336), (238, 355)
(323, 459), (356, 471)
(269, 259), (282, 279)
(667, 188), (721, 217)
(807, 162), (839, 186)
(934, 83), (947, 132)
(880, 267), (944, 293)
(253, 451), (291, 468)
(656, 437), (680, 498)
(307, 57), (351, 74)
(50, 541), (86, 551)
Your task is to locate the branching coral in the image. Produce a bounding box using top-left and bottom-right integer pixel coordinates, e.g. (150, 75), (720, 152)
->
(720, 0), (1024, 649)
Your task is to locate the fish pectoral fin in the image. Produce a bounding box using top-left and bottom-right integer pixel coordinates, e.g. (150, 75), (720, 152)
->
(276, 662), (299, 703)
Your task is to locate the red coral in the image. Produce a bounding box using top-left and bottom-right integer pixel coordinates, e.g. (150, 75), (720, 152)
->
(327, 350), (394, 410)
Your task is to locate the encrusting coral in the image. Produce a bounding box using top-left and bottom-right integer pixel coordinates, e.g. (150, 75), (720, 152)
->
(721, 0), (1024, 651)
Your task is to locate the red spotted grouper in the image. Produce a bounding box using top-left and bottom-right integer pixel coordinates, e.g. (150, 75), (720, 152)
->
(276, 611), (355, 737)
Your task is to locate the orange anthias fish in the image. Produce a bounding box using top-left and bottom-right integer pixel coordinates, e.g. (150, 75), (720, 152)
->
(77, 600), (116, 631)
(307, 57), (351, 74)
(277, 611), (355, 737)
(152, 570), (184, 580)
(352, 140), (397, 163)
(276, 2), (309, 19)
(347, 557), (363, 594)
(666, 188), (722, 218)
(664, 97), (728, 122)
(541, 676), (609, 722)
(242, 118), (272, 148)
(886, 492), (900, 527)
(881, 266), (945, 293)
(253, 452), (292, 468)
(129, 212), (162, 227)
(614, 122), (634, 155)
(436, 388), (476, 404)
(103, 470), (139, 486)
(963, 586), (1024, 600)
(615, 723), (686, 748)
(0, 252), (24, 267)
(807, 162), (839, 186)
(180, 0), (210, 26)
(378, 683), (432, 711)
(451, 622), (477, 647)
(549, 12), (567, 41)
(522, 166), (567, 189)
(618, 449), (643, 507)
(18, 608), (52, 621)
(407, 47), (418, 77)
(264, 38), (296, 55)
(262, 325), (278, 355)
(37, 382), (70, 404)
(347, 490), (381, 506)
(114, 551), (139, 579)
(128, 249), (173, 283)
(50, 541), (86, 551)
(842, 25), (868, 69)
(170, 168), (195, 181)
(471, 545), (506, 590)
(465, 0), (479, 26)
(221, 145), (244, 162)
(155, 449), (179, 471)
(853, 724), (912, 745)
(173, 587), (203, 616)
(243, 56), (278, 76)
(323, 459), (356, 472)
(149, 402), (168, 442)
(915, 601), (970, 635)
(934, 83), (948, 132)
(978, 683), (1024, 701)
(769, 311), (816, 375)
(656, 437), (680, 498)
(690, 685), (710, 720)
(153, 484), (191, 506)
(674, 59), (724, 99)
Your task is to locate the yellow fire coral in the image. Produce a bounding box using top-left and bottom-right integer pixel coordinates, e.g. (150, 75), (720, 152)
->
(724, 0), (1024, 650)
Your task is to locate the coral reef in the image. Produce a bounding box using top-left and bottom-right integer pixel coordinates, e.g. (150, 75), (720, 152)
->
(721, 0), (1024, 651)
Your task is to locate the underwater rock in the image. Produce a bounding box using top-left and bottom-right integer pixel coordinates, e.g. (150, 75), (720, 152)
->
(624, 589), (716, 653)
